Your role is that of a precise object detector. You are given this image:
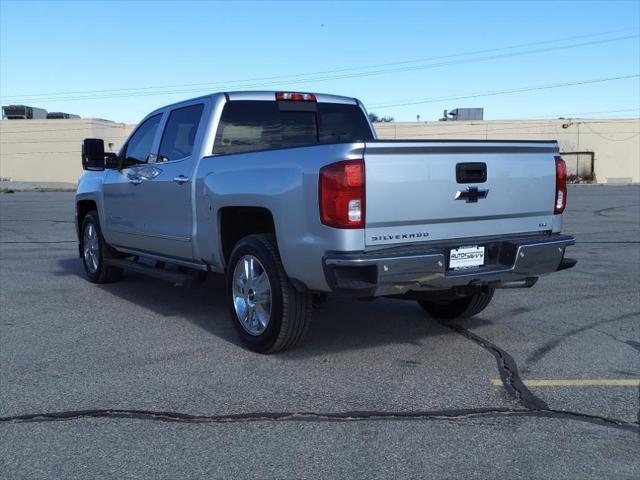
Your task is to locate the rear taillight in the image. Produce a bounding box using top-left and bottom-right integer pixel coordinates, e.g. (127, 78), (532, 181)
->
(275, 92), (317, 102)
(319, 160), (365, 229)
(554, 155), (567, 214)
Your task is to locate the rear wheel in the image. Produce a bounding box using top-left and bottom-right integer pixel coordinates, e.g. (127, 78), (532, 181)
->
(226, 234), (312, 353)
(418, 288), (495, 321)
(81, 211), (122, 283)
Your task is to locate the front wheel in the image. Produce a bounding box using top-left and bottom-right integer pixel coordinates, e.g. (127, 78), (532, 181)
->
(226, 234), (312, 353)
(418, 288), (495, 321)
(80, 211), (122, 283)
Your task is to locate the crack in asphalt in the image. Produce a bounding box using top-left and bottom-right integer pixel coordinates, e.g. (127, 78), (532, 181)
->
(3, 321), (637, 433)
(524, 311), (640, 367)
(434, 320), (640, 432)
(436, 320), (548, 411)
(591, 328), (640, 354)
(1, 407), (638, 433)
(0, 219), (74, 223)
(0, 240), (76, 244)
(593, 204), (640, 217)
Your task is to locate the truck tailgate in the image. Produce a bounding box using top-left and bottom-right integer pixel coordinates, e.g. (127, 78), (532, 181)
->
(363, 141), (559, 246)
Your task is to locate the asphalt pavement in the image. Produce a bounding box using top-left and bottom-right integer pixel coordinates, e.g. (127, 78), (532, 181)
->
(1, 186), (639, 479)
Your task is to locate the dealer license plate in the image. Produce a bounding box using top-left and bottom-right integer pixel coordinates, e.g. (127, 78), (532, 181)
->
(449, 245), (485, 270)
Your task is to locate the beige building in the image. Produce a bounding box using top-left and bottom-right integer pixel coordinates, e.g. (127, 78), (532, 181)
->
(0, 117), (638, 184)
(0, 119), (134, 183)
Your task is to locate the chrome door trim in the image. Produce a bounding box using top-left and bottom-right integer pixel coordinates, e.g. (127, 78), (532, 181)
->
(108, 228), (191, 242)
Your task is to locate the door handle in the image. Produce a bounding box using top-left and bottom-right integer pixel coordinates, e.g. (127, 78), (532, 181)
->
(129, 177), (142, 185)
(173, 175), (190, 185)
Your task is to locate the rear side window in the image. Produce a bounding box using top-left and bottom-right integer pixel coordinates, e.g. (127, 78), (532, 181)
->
(213, 101), (373, 155)
(159, 104), (204, 162)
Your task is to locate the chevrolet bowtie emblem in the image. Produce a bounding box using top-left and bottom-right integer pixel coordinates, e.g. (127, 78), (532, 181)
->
(455, 186), (489, 203)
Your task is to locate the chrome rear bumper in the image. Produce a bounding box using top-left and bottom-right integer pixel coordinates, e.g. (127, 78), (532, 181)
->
(323, 234), (576, 297)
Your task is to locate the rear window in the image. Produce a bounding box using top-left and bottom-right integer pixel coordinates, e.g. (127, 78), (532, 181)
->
(213, 101), (373, 155)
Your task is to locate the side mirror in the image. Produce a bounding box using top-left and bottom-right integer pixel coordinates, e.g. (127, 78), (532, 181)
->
(82, 138), (106, 171)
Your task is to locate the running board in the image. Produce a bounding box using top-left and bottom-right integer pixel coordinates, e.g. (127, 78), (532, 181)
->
(104, 258), (194, 286)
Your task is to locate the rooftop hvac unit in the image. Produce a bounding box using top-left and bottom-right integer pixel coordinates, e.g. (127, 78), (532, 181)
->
(2, 105), (48, 120)
(46, 112), (81, 119)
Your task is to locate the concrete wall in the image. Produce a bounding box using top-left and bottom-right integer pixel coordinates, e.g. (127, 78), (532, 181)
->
(0, 119), (134, 183)
(0, 117), (637, 184)
(374, 119), (640, 183)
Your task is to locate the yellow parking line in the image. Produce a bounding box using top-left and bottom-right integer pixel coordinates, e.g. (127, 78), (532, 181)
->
(490, 379), (640, 386)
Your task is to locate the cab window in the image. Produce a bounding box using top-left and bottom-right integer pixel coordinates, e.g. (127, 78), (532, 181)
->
(124, 114), (162, 164)
(158, 104), (204, 162)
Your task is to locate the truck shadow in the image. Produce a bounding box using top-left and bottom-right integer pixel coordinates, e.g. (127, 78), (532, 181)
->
(56, 257), (491, 357)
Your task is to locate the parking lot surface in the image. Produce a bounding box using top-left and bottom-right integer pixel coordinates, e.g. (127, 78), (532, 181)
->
(1, 186), (639, 479)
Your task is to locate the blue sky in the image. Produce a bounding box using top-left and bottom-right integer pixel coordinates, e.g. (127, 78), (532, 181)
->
(1, 0), (639, 123)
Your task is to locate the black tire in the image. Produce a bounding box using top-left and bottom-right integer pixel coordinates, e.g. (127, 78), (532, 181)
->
(312, 293), (329, 309)
(418, 288), (495, 321)
(80, 211), (123, 283)
(226, 234), (312, 353)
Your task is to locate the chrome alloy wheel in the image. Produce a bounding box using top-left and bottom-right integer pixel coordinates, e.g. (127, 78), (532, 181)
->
(232, 255), (272, 336)
(83, 222), (100, 274)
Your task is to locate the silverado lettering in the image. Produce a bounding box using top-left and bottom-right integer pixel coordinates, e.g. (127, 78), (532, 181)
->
(371, 232), (430, 242)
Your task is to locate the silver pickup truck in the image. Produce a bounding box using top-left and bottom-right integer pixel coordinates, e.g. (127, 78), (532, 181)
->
(77, 90), (576, 353)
